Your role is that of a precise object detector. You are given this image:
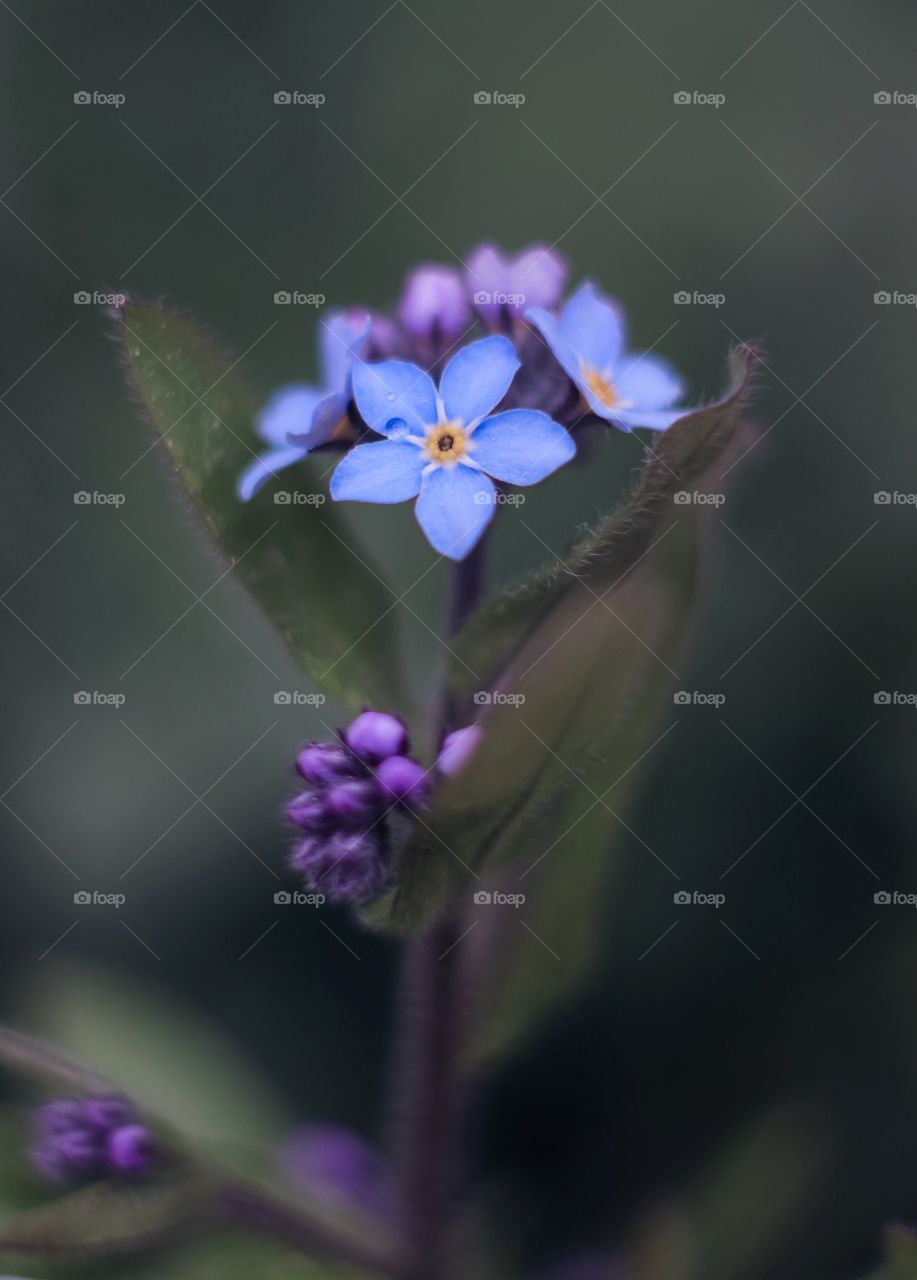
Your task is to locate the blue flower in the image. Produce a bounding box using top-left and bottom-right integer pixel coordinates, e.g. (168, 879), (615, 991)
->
(237, 311), (371, 500)
(526, 282), (688, 431)
(330, 336), (576, 560)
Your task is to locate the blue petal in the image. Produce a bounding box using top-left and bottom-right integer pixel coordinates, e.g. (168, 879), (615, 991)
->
(288, 392), (348, 446)
(525, 307), (581, 381)
(560, 281), (625, 370)
(257, 386), (323, 447)
(414, 465), (496, 560)
(580, 395), (632, 432)
(470, 409), (576, 485)
(330, 439), (425, 504)
(237, 446), (307, 501)
(352, 360), (437, 435)
(319, 311), (371, 392)
(615, 353), (684, 409)
(439, 335), (520, 426)
(614, 406), (689, 431)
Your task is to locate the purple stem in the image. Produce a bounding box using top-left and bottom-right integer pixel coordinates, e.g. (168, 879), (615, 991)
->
(391, 536), (489, 1280)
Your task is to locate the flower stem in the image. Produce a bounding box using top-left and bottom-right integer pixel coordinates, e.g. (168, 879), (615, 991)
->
(391, 537), (488, 1280)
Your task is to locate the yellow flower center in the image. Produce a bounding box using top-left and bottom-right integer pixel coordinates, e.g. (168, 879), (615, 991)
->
(581, 363), (620, 409)
(423, 420), (470, 465)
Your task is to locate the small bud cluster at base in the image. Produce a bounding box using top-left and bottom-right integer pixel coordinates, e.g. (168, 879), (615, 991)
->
(286, 710), (428, 906)
(31, 1094), (157, 1183)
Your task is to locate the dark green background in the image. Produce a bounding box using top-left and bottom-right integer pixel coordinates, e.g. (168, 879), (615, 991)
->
(2, 2), (917, 1276)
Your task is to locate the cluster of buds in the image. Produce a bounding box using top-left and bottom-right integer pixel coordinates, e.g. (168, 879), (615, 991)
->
(287, 711), (429, 905)
(287, 712), (482, 906)
(30, 1094), (157, 1183)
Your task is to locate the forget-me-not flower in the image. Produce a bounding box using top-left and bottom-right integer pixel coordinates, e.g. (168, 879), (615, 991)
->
(237, 311), (370, 500)
(330, 336), (575, 560)
(526, 282), (688, 431)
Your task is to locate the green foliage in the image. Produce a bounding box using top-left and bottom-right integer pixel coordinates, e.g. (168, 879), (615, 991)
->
(868, 1226), (917, 1280)
(387, 347), (756, 933)
(119, 301), (404, 712)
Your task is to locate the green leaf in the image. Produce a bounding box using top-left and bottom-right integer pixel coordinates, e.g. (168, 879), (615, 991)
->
(118, 301), (404, 712)
(0, 1174), (213, 1260)
(386, 346), (756, 931)
(868, 1226), (917, 1280)
(0, 1022), (112, 1096)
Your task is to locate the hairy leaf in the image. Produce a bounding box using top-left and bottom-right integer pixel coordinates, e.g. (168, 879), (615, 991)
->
(119, 301), (404, 711)
(386, 346), (756, 931)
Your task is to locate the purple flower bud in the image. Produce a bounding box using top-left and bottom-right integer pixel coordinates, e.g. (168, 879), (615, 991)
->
(437, 725), (483, 777)
(286, 790), (332, 834)
(34, 1099), (84, 1137)
(325, 779), (383, 828)
(280, 1124), (399, 1226)
(466, 242), (567, 324)
(295, 742), (360, 787)
(289, 836), (322, 875)
(82, 1094), (135, 1134)
(107, 1124), (156, 1176)
(300, 831), (387, 904)
(375, 755), (429, 808)
(398, 265), (471, 344)
(55, 1127), (103, 1170)
(344, 711), (408, 764)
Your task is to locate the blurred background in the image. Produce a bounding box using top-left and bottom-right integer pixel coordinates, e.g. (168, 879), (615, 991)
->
(1, 1), (916, 1276)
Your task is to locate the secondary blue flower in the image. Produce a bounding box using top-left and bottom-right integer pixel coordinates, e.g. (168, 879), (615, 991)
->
(330, 336), (576, 560)
(237, 310), (371, 500)
(527, 282), (687, 431)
